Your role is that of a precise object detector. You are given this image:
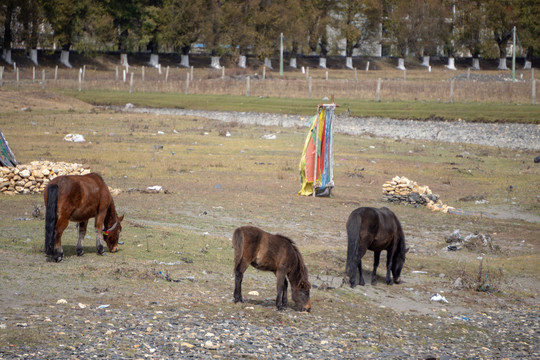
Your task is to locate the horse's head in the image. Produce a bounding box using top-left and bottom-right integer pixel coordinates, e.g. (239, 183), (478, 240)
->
(392, 247), (409, 284)
(103, 215), (124, 252)
(292, 278), (311, 312)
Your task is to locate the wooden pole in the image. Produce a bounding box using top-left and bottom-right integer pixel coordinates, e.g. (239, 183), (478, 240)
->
(165, 65), (169, 82)
(449, 79), (455, 103)
(376, 78), (381, 102)
(533, 79), (536, 105)
(33, 66), (36, 83)
(54, 65), (58, 81)
(78, 69), (82, 92)
(325, 71), (328, 81)
(16, 68), (19, 90)
(129, 72), (134, 93)
(365, 61), (370, 72)
(263, 66), (266, 80)
(185, 73), (190, 95)
(115, 66), (119, 81)
(222, 66), (225, 80)
(83, 65), (86, 81)
(313, 111), (319, 197)
(190, 66), (194, 81)
(142, 66), (145, 82)
(42, 69), (45, 89)
(308, 76), (312, 99)
(246, 76), (250, 96)
(0, 66), (3, 87)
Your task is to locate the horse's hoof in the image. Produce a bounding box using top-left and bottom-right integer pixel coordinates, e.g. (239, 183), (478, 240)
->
(77, 249), (84, 256)
(54, 255), (63, 263)
(394, 277), (401, 284)
(233, 297), (243, 304)
(371, 279), (377, 285)
(97, 245), (104, 255)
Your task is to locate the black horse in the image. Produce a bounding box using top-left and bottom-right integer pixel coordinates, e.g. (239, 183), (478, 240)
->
(345, 207), (408, 287)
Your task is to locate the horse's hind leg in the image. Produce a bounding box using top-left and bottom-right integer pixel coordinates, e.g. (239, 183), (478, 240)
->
(53, 216), (70, 262)
(275, 270), (287, 310)
(356, 245), (368, 286)
(371, 251), (381, 285)
(234, 261), (249, 303)
(77, 221), (88, 256)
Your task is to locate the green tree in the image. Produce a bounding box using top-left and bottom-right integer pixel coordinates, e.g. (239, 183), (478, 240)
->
(105, 0), (144, 54)
(335, 0), (381, 57)
(516, 0), (540, 66)
(1, 0), (17, 64)
(161, 0), (205, 56)
(221, 0), (258, 58)
(304, 0), (335, 57)
(455, 0), (487, 66)
(484, 0), (519, 69)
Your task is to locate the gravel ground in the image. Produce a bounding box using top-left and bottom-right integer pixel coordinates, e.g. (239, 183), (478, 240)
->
(2, 300), (537, 359)
(122, 106), (540, 151)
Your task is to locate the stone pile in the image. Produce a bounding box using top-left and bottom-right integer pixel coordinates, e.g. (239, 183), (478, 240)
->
(0, 161), (90, 195)
(382, 176), (454, 213)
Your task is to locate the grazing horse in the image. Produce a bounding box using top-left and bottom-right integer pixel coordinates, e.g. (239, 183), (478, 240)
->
(233, 226), (311, 312)
(44, 173), (124, 262)
(345, 207), (408, 287)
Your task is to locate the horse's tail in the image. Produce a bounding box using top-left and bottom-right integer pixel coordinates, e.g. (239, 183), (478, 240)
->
(44, 184), (59, 256)
(345, 211), (362, 280)
(232, 227), (244, 269)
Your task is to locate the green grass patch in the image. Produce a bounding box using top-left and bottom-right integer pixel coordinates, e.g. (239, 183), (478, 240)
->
(65, 90), (540, 124)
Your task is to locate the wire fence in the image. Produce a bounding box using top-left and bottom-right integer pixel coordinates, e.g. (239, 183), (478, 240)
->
(0, 64), (536, 104)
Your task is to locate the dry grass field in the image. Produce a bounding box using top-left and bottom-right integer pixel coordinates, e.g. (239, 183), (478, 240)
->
(0, 89), (538, 358)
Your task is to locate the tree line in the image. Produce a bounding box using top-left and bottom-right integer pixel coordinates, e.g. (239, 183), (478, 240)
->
(1, 0), (538, 69)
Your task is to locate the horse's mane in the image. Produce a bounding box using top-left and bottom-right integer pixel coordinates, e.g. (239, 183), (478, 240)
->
(276, 234), (309, 282)
(395, 217), (407, 257)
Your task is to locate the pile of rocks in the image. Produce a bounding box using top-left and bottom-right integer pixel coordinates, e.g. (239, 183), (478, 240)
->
(382, 176), (454, 213)
(0, 161), (90, 195)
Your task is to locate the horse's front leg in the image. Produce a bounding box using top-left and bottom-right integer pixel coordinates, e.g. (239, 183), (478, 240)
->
(385, 250), (394, 285)
(371, 251), (381, 285)
(94, 211), (107, 255)
(275, 270), (287, 310)
(281, 278), (289, 308)
(93, 228), (104, 255)
(77, 221), (88, 256)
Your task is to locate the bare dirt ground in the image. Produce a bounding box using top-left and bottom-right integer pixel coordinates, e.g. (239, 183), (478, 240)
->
(0, 91), (538, 359)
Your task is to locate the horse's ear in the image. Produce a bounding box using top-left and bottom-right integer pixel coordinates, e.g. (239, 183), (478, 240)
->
(119, 215), (124, 222)
(300, 279), (311, 290)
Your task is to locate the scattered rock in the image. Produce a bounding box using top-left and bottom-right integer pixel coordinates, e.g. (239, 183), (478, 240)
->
(382, 176), (453, 213)
(1, 161), (90, 195)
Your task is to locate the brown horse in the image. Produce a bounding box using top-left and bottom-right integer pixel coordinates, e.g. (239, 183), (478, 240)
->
(44, 173), (124, 262)
(233, 226), (311, 312)
(345, 207), (408, 287)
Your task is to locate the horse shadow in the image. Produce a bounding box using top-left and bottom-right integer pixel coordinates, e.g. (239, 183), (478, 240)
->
(54, 245), (121, 258)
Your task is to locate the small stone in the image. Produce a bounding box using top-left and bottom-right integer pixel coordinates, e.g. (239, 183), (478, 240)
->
(204, 340), (218, 350)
